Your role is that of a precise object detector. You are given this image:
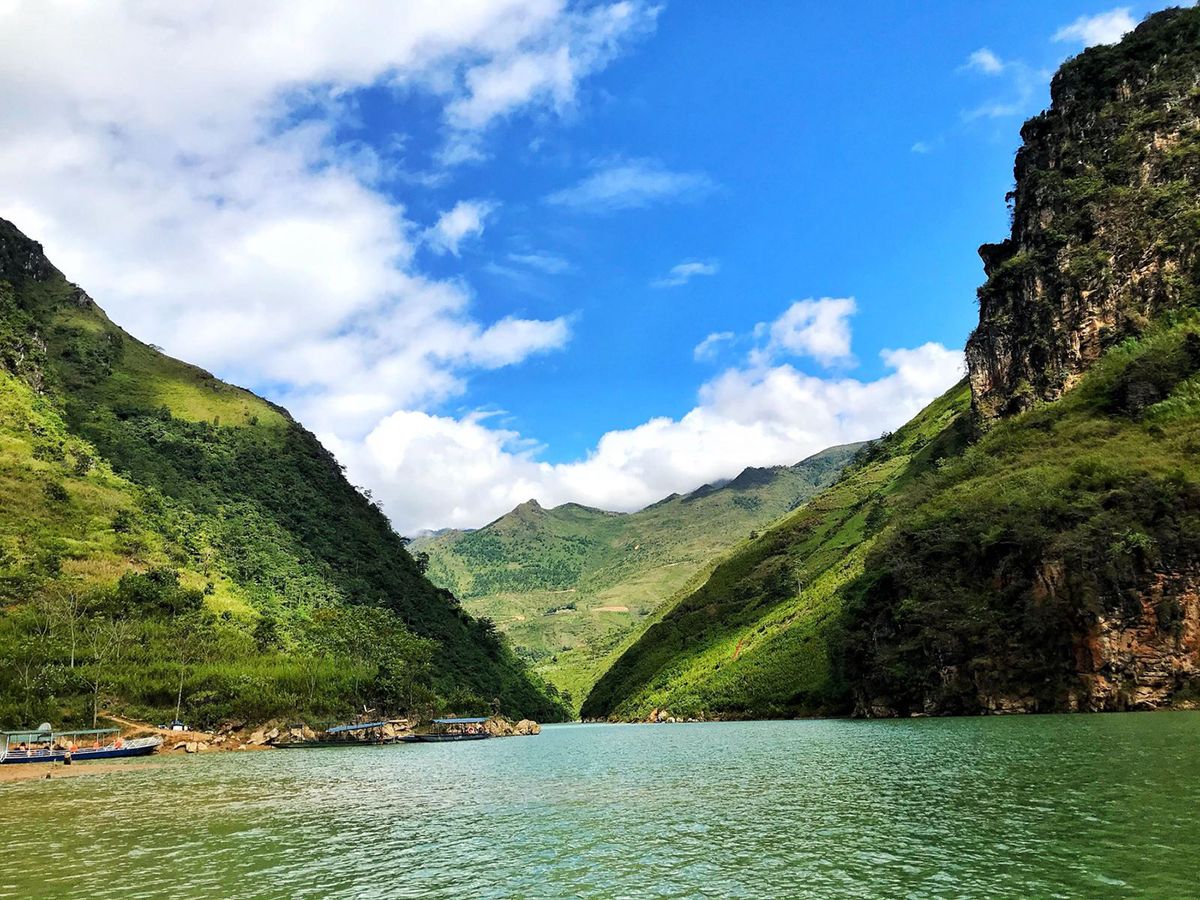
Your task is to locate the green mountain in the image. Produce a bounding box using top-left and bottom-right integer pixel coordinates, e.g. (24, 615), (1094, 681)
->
(584, 6), (1200, 721)
(0, 218), (566, 728)
(414, 443), (861, 705)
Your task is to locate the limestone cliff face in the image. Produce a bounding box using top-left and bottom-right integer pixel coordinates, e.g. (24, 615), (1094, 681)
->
(1073, 571), (1200, 710)
(966, 7), (1200, 418)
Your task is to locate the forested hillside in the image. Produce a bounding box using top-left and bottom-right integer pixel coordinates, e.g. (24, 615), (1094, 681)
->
(585, 6), (1200, 721)
(582, 385), (972, 719)
(0, 218), (566, 728)
(416, 444), (859, 705)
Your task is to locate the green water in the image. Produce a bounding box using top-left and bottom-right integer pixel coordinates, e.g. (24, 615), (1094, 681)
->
(2, 714), (1198, 898)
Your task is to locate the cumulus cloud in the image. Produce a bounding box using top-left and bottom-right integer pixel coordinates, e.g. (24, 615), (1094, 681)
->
(1053, 7), (1136, 46)
(759, 297), (857, 367)
(337, 338), (966, 532)
(652, 260), (719, 288)
(426, 200), (496, 255)
(965, 48), (1005, 75)
(0, 1), (654, 442)
(546, 157), (715, 211)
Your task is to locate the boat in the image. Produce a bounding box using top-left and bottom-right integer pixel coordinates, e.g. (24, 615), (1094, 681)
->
(401, 716), (491, 743)
(274, 720), (399, 749)
(0, 726), (161, 764)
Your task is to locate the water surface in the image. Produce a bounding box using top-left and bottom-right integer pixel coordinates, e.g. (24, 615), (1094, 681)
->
(2, 713), (1198, 898)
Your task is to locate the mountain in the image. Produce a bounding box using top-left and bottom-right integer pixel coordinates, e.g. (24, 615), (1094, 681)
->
(584, 6), (1200, 721)
(413, 443), (862, 705)
(0, 217), (566, 728)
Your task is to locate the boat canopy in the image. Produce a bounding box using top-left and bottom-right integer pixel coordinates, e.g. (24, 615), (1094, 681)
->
(432, 717), (488, 724)
(1, 727), (118, 743)
(326, 721), (389, 734)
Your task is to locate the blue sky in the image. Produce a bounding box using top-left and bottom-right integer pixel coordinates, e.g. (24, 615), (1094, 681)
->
(0, 1), (1156, 529)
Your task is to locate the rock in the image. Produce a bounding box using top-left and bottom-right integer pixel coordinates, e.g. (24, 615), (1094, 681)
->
(264, 727), (280, 743)
(184, 741), (199, 753)
(514, 719), (541, 735)
(484, 717), (516, 737)
(247, 728), (267, 746)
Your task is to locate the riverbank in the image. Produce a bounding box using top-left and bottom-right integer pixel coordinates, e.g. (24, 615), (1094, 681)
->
(0, 761), (163, 783)
(100, 712), (541, 752)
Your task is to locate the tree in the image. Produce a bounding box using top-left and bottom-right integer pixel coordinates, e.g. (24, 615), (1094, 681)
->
(45, 587), (89, 669)
(168, 610), (215, 725)
(83, 615), (132, 727)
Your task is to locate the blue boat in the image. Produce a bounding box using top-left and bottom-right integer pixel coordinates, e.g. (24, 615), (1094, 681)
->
(0, 725), (161, 764)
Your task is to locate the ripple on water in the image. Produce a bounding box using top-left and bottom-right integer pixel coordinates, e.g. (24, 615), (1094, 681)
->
(2, 714), (1199, 898)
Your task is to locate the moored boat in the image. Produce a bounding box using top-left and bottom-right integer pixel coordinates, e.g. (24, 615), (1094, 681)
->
(401, 716), (492, 743)
(0, 726), (161, 764)
(274, 720), (400, 749)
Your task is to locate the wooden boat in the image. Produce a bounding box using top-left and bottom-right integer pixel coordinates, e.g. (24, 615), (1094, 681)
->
(401, 716), (492, 743)
(274, 720), (399, 749)
(1, 726), (161, 764)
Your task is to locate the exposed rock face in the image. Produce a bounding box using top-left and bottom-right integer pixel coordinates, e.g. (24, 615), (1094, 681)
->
(1072, 571), (1200, 710)
(966, 8), (1200, 418)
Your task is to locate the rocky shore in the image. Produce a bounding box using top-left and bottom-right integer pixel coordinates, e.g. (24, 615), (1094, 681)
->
(103, 713), (541, 753)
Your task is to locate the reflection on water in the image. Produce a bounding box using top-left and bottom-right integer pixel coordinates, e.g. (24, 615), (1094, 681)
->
(2, 713), (1198, 898)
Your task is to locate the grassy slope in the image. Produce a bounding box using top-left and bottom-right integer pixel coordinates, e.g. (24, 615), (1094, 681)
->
(417, 445), (860, 704)
(582, 385), (971, 720)
(0, 219), (565, 727)
(845, 318), (1200, 713)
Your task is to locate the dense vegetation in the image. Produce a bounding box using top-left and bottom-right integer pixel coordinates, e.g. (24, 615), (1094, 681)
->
(582, 385), (971, 719)
(0, 218), (567, 729)
(586, 7), (1200, 720)
(847, 316), (1200, 714)
(416, 445), (860, 706)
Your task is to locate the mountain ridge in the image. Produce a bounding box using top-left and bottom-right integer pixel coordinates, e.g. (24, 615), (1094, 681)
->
(415, 442), (864, 705)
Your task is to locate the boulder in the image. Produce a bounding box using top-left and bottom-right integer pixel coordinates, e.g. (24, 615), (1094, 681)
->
(184, 741), (199, 753)
(484, 717), (516, 737)
(514, 719), (541, 736)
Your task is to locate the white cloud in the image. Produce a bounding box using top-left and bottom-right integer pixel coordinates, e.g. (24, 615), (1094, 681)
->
(508, 252), (573, 273)
(546, 158), (714, 211)
(0, 1), (654, 442)
(760, 297), (857, 367)
(965, 48), (1005, 75)
(445, 2), (661, 131)
(653, 260), (719, 288)
(911, 141), (933, 154)
(426, 200), (496, 255)
(693, 331), (735, 361)
(338, 338), (966, 532)
(1053, 7), (1136, 46)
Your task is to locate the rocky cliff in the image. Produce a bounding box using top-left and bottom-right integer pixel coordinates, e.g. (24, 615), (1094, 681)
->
(966, 6), (1200, 417)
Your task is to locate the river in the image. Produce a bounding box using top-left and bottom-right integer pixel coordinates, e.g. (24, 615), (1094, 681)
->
(2, 713), (1198, 898)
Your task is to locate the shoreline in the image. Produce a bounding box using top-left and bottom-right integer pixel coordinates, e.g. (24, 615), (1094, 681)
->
(0, 760), (164, 784)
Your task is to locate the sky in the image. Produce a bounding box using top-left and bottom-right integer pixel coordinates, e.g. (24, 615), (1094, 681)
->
(0, 1), (1162, 532)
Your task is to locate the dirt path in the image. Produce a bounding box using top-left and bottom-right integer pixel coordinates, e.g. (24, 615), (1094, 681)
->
(102, 712), (214, 742)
